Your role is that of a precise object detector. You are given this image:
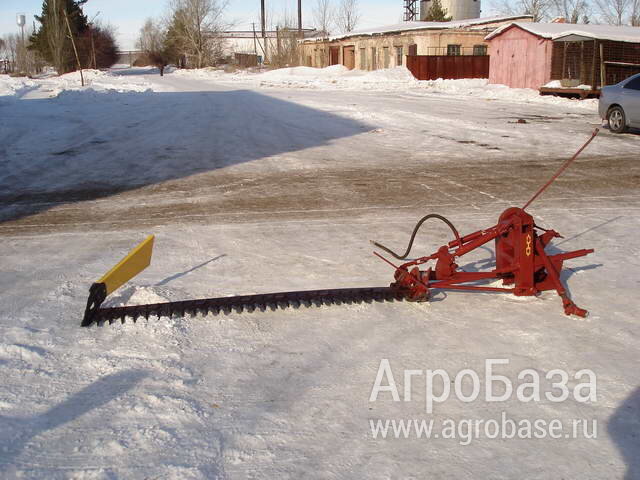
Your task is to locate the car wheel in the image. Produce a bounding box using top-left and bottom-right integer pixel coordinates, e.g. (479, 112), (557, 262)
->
(607, 106), (628, 133)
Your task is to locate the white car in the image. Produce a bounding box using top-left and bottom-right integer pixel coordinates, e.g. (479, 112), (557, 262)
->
(599, 72), (640, 133)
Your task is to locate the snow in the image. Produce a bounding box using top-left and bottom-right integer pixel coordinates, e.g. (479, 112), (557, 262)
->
(1, 66), (639, 479)
(543, 80), (593, 90)
(171, 65), (599, 109)
(0, 69), (153, 101)
(322, 15), (534, 41)
(486, 21), (640, 44)
(0, 75), (36, 97)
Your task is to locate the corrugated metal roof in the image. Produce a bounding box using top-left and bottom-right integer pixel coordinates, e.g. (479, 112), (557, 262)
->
(303, 15), (534, 43)
(486, 22), (640, 43)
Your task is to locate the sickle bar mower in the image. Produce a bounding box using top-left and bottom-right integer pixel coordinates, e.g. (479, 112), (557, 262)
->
(80, 131), (598, 327)
(373, 206), (593, 317)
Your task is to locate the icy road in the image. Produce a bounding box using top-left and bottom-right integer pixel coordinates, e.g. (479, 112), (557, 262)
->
(0, 67), (639, 479)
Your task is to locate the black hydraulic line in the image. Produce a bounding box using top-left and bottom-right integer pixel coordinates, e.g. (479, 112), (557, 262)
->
(371, 214), (461, 260)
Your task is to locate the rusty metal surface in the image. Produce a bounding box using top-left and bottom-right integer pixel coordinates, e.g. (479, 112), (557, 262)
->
(330, 46), (339, 65)
(406, 55), (490, 81)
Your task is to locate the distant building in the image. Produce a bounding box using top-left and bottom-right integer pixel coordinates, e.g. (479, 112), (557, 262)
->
(486, 22), (640, 91)
(299, 15), (532, 71)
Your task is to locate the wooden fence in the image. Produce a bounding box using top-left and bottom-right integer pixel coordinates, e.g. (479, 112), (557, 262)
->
(235, 53), (258, 68)
(406, 55), (490, 81)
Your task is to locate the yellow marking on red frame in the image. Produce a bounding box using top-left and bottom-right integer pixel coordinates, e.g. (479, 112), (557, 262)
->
(525, 234), (532, 256)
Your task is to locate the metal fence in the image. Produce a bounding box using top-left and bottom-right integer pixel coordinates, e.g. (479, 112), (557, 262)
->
(406, 55), (490, 81)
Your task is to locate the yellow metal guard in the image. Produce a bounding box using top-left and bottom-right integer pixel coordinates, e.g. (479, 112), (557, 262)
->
(98, 235), (155, 295)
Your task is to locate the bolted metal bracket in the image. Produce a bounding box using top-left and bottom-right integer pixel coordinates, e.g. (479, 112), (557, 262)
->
(82, 283), (107, 327)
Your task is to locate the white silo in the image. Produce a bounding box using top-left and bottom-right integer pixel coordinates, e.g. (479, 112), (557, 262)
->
(420, 0), (480, 21)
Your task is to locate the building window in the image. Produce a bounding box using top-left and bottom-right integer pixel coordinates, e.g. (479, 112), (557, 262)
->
(473, 44), (487, 56)
(408, 44), (417, 56)
(360, 48), (366, 69)
(396, 46), (403, 66)
(371, 47), (377, 70)
(447, 44), (461, 56)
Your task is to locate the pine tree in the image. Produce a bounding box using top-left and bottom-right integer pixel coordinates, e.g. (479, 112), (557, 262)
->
(423, 0), (453, 21)
(164, 11), (188, 67)
(30, 0), (89, 74)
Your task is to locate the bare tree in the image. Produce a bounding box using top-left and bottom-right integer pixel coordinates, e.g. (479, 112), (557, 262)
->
(552, 0), (591, 22)
(270, 8), (301, 67)
(335, 0), (361, 33)
(137, 18), (165, 54)
(313, 0), (334, 35)
(168, 0), (229, 68)
(1, 34), (18, 72)
(1, 36), (11, 73)
(595, 0), (631, 24)
(137, 18), (170, 74)
(631, 0), (640, 24)
(1, 32), (42, 75)
(494, 0), (551, 21)
(20, 27), (43, 74)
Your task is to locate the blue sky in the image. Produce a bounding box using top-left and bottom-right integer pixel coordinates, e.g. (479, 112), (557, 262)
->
(1, 1), (492, 50)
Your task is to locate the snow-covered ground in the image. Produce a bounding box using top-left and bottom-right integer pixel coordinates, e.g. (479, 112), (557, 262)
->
(1, 67), (639, 479)
(1, 69), (153, 101)
(175, 64), (602, 108)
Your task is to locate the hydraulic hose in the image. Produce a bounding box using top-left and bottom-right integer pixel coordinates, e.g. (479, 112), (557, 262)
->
(372, 213), (461, 260)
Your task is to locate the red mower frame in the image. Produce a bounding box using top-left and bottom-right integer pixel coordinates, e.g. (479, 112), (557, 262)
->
(372, 130), (599, 317)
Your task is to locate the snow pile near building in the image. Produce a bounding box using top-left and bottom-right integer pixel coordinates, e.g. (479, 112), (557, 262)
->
(256, 65), (419, 90)
(171, 65), (597, 108)
(417, 78), (598, 108)
(172, 65), (418, 90)
(254, 66), (598, 108)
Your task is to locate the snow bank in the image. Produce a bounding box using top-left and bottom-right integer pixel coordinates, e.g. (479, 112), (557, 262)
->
(53, 69), (153, 95)
(0, 69), (152, 100)
(0, 75), (36, 97)
(255, 65), (418, 90)
(172, 65), (597, 109)
(419, 78), (598, 108)
(259, 64), (350, 78)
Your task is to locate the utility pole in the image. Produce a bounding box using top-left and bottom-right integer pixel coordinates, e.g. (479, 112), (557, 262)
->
(63, 9), (84, 86)
(252, 22), (258, 56)
(298, 0), (302, 37)
(88, 12), (101, 70)
(261, 0), (267, 62)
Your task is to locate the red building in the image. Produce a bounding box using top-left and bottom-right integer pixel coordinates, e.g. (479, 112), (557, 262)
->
(486, 22), (640, 91)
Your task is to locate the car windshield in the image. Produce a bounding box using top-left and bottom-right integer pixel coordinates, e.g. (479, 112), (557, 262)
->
(623, 74), (640, 90)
